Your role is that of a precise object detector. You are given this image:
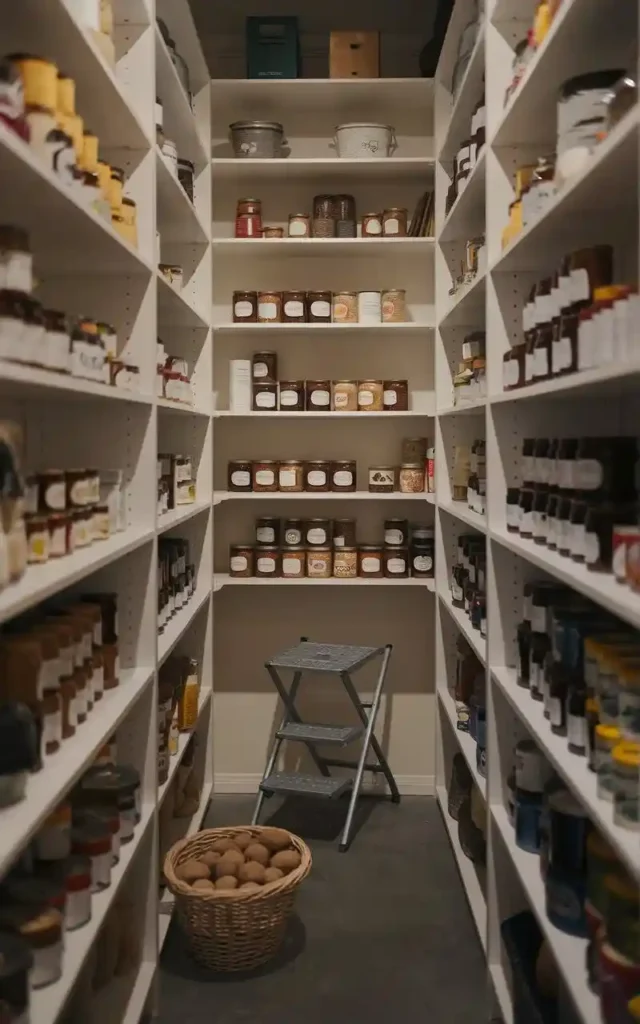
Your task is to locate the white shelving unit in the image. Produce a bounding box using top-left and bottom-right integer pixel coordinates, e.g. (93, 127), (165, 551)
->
(434, 3), (640, 1024)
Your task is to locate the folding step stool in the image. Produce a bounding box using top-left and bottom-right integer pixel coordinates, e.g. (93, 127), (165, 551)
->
(252, 639), (400, 851)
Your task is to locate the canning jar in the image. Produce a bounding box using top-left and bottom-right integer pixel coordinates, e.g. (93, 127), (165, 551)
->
(357, 291), (382, 324)
(233, 291), (257, 323)
(595, 724), (621, 801)
(252, 350), (278, 381)
(282, 547), (305, 578)
(307, 290), (332, 323)
(411, 530), (434, 578)
(331, 379), (358, 411)
(305, 518), (332, 547)
(369, 466), (396, 493)
(278, 460), (304, 492)
(252, 460), (278, 492)
(358, 545), (383, 577)
(357, 380), (384, 411)
(304, 460), (331, 492)
(331, 460), (356, 492)
(228, 459), (252, 492)
(255, 547), (280, 578)
(230, 544), (254, 577)
(256, 517), (280, 546)
(383, 380), (409, 411)
(384, 519), (409, 547)
(236, 213), (262, 238)
(252, 381), (278, 411)
(333, 519), (357, 548)
(381, 288), (407, 323)
(283, 519), (303, 547)
(257, 294), (282, 324)
(288, 214), (311, 237)
(306, 547), (332, 578)
(332, 291), (358, 323)
(279, 380), (305, 410)
(400, 464), (425, 493)
(382, 208), (408, 236)
(384, 547), (409, 578)
(612, 741), (640, 831)
(282, 290), (306, 323)
(333, 548), (357, 579)
(237, 198), (262, 217)
(306, 380), (331, 411)
(362, 212), (383, 237)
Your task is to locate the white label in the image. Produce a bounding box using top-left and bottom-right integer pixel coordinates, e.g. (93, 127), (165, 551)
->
(288, 220), (307, 236)
(231, 470), (250, 487)
(255, 469), (275, 486)
(525, 352), (534, 382)
(257, 526), (275, 543)
(310, 389), (330, 407)
(255, 390), (276, 409)
(574, 459), (603, 490)
(234, 300), (253, 318)
(307, 470), (327, 487)
(531, 606), (546, 633)
(552, 336), (572, 373)
(359, 390), (374, 406)
(91, 851), (111, 891)
(258, 302), (278, 320)
(307, 527), (327, 545)
(282, 557), (303, 576)
(284, 300), (304, 318)
(310, 300), (331, 318)
(386, 557), (406, 574)
(413, 555), (433, 571)
(613, 541), (628, 581)
(383, 390), (397, 406)
(568, 713), (586, 750)
(230, 556), (248, 572)
(285, 528), (302, 545)
(532, 347), (548, 377)
(280, 389), (299, 407)
(506, 503), (520, 530)
(578, 319), (595, 370)
(584, 531), (600, 565)
(257, 556), (276, 573)
(365, 218), (382, 235)
(384, 217), (399, 235)
(362, 556), (381, 573)
(45, 481), (66, 511)
(66, 887), (91, 931)
(571, 267), (590, 304)
(279, 469), (297, 489)
(253, 360), (269, 377)
(548, 696), (563, 728)
(385, 529), (404, 546)
(521, 510), (534, 534)
(571, 522), (586, 559)
(31, 939), (63, 989)
(333, 470), (353, 487)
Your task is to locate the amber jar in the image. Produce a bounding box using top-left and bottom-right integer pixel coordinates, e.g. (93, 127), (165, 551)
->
(256, 517), (281, 546)
(357, 380), (384, 411)
(283, 519), (303, 547)
(252, 351), (278, 381)
(279, 380), (305, 411)
(305, 460), (331, 492)
(400, 464), (425, 493)
(362, 213), (383, 237)
(230, 544), (254, 577)
(282, 290), (307, 323)
(306, 547), (332, 578)
(252, 381), (278, 411)
(369, 467), (396, 493)
(36, 470), (66, 513)
(228, 459), (252, 492)
(384, 546), (409, 578)
(252, 460), (278, 492)
(333, 519), (357, 548)
(278, 460), (304, 492)
(558, 245), (613, 375)
(358, 545), (383, 577)
(331, 461), (357, 492)
(333, 548), (358, 579)
(233, 291), (258, 323)
(306, 379), (331, 411)
(305, 518), (332, 547)
(257, 294), (282, 324)
(307, 291), (332, 323)
(382, 208), (408, 236)
(383, 380), (409, 411)
(384, 519), (409, 547)
(281, 547), (305, 578)
(332, 291), (358, 323)
(332, 380), (358, 411)
(255, 547), (280, 578)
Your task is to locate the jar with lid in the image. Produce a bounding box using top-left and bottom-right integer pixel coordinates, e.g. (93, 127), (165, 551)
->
(278, 460), (304, 492)
(331, 460), (356, 492)
(235, 213), (262, 238)
(332, 380), (358, 411)
(252, 460), (278, 492)
(288, 214), (311, 238)
(612, 740), (640, 831)
(400, 464), (425, 493)
(233, 291), (257, 323)
(255, 547), (280, 578)
(72, 821), (112, 892)
(257, 294), (282, 324)
(384, 547), (409, 579)
(305, 518), (332, 547)
(282, 290), (306, 323)
(332, 291), (358, 323)
(263, 226), (284, 239)
(307, 291), (332, 323)
(369, 466), (396, 493)
(306, 547), (332, 578)
(558, 246), (613, 375)
(228, 459), (252, 492)
(362, 212), (383, 237)
(283, 519), (303, 547)
(306, 380), (331, 411)
(304, 461), (330, 492)
(282, 547), (305, 578)
(256, 517), (281, 546)
(279, 380), (305, 411)
(357, 291), (382, 324)
(252, 351), (278, 381)
(358, 545), (383, 578)
(382, 208), (408, 236)
(333, 519), (356, 548)
(252, 381), (277, 411)
(333, 548), (357, 579)
(411, 529), (434, 578)
(381, 289), (407, 323)
(0, 903), (62, 990)
(383, 380), (408, 411)
(556, 70), (625, 185)
(357, 380), (383, 411)
(384, 519), (409, 547)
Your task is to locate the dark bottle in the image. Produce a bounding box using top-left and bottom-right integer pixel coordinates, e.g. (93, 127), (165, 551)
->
(560, 245), (613, 375)
(519, 487), (535, 538)
(532, 485), (550, 546)
(551, 256), (572, 376)
(532, 278), (554, 382)
(517, 582), (535, 688)
(567, 682), (587, 755)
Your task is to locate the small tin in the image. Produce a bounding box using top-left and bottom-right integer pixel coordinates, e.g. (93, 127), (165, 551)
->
(332, 291), (358, 323)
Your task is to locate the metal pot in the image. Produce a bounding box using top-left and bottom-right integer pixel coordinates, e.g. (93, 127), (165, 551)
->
(229, 120), (286, 159)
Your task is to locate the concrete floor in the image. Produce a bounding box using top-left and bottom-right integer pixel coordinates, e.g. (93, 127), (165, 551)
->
(158, 794), (488, 1023)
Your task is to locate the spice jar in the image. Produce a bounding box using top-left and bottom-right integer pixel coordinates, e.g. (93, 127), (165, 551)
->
(333, 519), (357, 548)
(305, 518), (332, 547)
(255, 547), (280, 578)
(304, 460), (331, 492)
(279, 380), (305, 410)
(381, 289), (407, 323)
(252, 460), (278, 492)
(411, 528), (434, 578)
(311, 218), (335, 238)
(382, 208), (408, 236)
(228, 459), (252, 492)
(230, 544), (254, 578)
(358, 545), (383, 578)
(282, 547), (305, 578)
(332, 291), (358, 323)
(306, 380), (331, 411)
(278, 460), (304, 492)
(331, 461), (357, 492)
(282, 290), (306, 323)
(72, 821), (112, 892)
(233, 291), (258, 323)
(306, 547), (332, 578)
(283, 519), (303, 547)
(362, 212), (383, 237)
(384, 519), (409, 547)
(384, 547), (409, 578)
(288, 214), (311, 238)
(332, 380), (358, 411)
(400, 464), (425, 493)
(252, 381), (278, 410)
(383, 380), (409, 411)
(333, 548), (357, 579)
(307, 290), (332, 323)
(357, 380), (384, 411)
(369, 467), (396, 493)
(257, 294), (282, 324)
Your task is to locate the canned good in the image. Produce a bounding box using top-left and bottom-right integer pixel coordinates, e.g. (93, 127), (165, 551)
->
(332, 291), (357, 323)
(381, 288), (407, 323)
(357, 291), (381, 324)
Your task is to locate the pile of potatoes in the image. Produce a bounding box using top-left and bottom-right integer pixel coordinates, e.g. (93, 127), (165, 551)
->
(175, 829), (302, 893)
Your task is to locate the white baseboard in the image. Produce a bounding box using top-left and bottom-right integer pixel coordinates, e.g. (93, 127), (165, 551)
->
(213, 772), (435, 797)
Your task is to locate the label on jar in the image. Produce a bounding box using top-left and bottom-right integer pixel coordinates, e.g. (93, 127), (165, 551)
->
(234, 301), (253, 318)
(258, 303), (278, 321)
(531, 606), (546, 634)
(571, 267), (590, 304)
(548, 696), (563, 729)
(583, 531), (600, 565)
(257, 527), (275, 543)
(289, 220), (307, 237)
(506, 503), (520, 530)
(255, 469), (275, 486)
(282, 557), (303, 576)
(310, 300), (331, 318)
(386, 557), (406, 574)
(231, 470), (250, 488)
(255, 390), (276, 409)
(532, 347), (548, 377)
(362, 556), (381, 573)
(307, 471), (327, 487)
(45, 481), (66, 510)
(383, 390), (397, 406)
(0, 251), (32, 293)
(574, 459), (603, 490)
(612, 540), (628, 581)
(570, 522), (586, 559)
(307, 527), (327, 545)
(370, 469), (394, 486)
(333, 470), (353, 487)
(365, 218), (382, 235)
(308, 556), (329, 576)
(91, 851), (111, 891)
(257, 557), (276, 574)
(230, 556), (248, 572)
(253, 360), (269, 377)
(567, 713), (586, 751)
(279, 469), (297, 489)
(284, 300), (304, 318)
(413, 555), (432, 572)
(310, 389), (330, 407)
(359, 390), (374, 406)
(280, 389), (299, 407)
(333, 391), (352, 409)
(385, 529), (404, 545)
(384, 218), (399, 235)
(285, 528), (302, 545)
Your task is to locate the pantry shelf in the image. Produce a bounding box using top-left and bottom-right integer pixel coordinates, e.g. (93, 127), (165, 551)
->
(491, 359), (640, 404)
(213, 491), (434, 504)
(211, 157), (436, 181)
(211, 237), (436, 255)
(211, 76), (434, 110)
(158, 500), (212, 532)
(157, 272), (211, 329)
(213, 321), (435, 334)
(439, 269), (486, 329)
(213, 408), (435, 419)
(438, 24), (486, 164)
(0, 361), (153, 405)
(156, 23), (208, 168)
(436, 786), (487, 950)
(439, 590), (486, 664)
(214, 575), (436, 592)
(158, 398), (212, 417)
(438, 399), (486, 416)
(156, 148), (210, 246)
(438, 499), (486, 533)
(437, 684), (486, 797)
(439, 147), (486, 244)
(158, 583), (212, 667)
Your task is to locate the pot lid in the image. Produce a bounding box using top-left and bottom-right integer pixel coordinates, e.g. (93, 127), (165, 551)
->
(230, 120), (284, 131)
(335, 122), (392, 130)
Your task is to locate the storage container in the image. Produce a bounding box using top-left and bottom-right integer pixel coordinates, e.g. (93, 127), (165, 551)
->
(332, 123), (397, 159)
(246, 17), (300, 80)
(229, 121), (286, 159)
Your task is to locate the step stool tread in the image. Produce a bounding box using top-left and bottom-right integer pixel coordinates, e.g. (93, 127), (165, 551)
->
(260, 772), (352, 798)
(277, 723), (363, 745)
(267, 641), (382, 673)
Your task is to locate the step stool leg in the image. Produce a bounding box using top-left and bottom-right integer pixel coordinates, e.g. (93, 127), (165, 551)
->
(252, 667), (303, 824)
(252, 735), (284, 824)
(341, 654), (400, 805)
(266, 665), (331, 777)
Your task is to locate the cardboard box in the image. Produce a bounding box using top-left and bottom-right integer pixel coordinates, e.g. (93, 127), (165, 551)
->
(330, 31), (380, 78)
(246, 17), (299, 79)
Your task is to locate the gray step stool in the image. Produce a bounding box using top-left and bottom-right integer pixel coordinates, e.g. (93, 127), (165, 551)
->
(252, 638), (400, 850)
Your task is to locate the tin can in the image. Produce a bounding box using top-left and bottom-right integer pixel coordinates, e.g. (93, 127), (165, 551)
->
(382, 288), (407, 323)
(332, 291), (358, 323)
(357, 291), (382, 324)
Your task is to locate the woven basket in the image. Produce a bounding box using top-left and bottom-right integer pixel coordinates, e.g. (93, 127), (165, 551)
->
(164, 825), (312, 972)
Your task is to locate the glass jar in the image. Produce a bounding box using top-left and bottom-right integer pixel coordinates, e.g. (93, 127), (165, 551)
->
(237, 198), (262, 217)
(333, 547), (357, 579)
(400, 464), (425, 493)
(305, 518), (332, 547)
(332, 380), (358, 411)
(278, 460), (304, 492)
(333, 519), (357, 548)
(369, 467), (396, 493)
(332, 291), (358, 323)
(402, 438), (428, 463)
(382, 208), (408, 236)
(288, 214), (310, 238)
(279, 380), (305, 411)
(256, 517), (280, 546)
(257, 295), (282, 324)
(307, 290), (332, 323)
(383, 380), (409, 411)
(262, 226), (284, 239)
(282, 290), (306, 323)
(304, 460), (330, 492)
(357, 380), (384, 412)
(306, 547), (332, 578)
(411, 532), (434, 578)
(236, 214), (262, 238)
(595, 723), (621, 801)
(362, 213), (383, 237)
(331, 461), (356, 492)
(252, 460), (278, 492)
(282, 547), (305, 578)
(255, 547), (280, 578)
(612, 741), (640, 831)
(384, 547), (409, 578)
(381, 289), (407, 323)
(306, 380), (331, 411)
(228, 459), (252, 492)
(230, 544), (254, 578)
(283, 519), (303, 547)
(233, 291), (258, 323)
(358, 545), (383, 578)
(384, 519), (409, 547)
(252, 381), (278, 411)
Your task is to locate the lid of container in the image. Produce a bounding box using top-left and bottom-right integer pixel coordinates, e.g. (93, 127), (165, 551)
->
(335, 122), (392, 130)
(0, 930), (33, 977)
(230, 120), (284, 131)
(595, 724), (621, 743)
(612, 741), (640, 768)
(81, 763), (139, 794)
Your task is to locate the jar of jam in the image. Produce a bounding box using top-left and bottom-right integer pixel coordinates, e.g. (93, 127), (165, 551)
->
(384, 547), (409, 578)
(384, 519), (409, 547)
(282, 290), (306, 323)
(382, 208), (408, 236)
(252, 460), (278, 492)
(255, 547), (281, 578)
(278, 460), (304, 492)
(305, 518), (332, 547)
(332, 291), (358, 323)
(306, 380), (331, 411)
(233, 291), (258, 323)
(256, 517), (280, 546)
(279, 380), (305, 410)
(282, 547), (305, 578)
(252, 351), (278, 381)
(257, 294), (282, 324)
(283, 519), (303, 547)
(369, 467), (396, 493)
(411, 530), (434, 578)
(252, 381), (278, 411)
(357, 380), (384, 411)
(306, 547), (332, 578)
(307, 290), (332, 323)
(230, 545), (253, 579)
(236, 213), (262, 238)
(228, 459), (252, 492)
(383, 380), (409, 411)
(333, 519), (357, 548)
(333, 548), (357, 578)
(304, 461), (330, 492)
(362, 213), (383, 237)
(332, 380), (358, 411)
(358, 545), (383, 577)
(331, 461), (356, 492)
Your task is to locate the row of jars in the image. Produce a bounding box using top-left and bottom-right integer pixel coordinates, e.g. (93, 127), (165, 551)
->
(452, 440), (486, 517)
(157, 347), (194, 407)
(235, 195), (410, 240)
(157, 453), (196, 515)
(444, 95), (486, 217)
(227, 457), (431, 495)
(0, 747), (140, 994)
(502, 245), (640, 389)
(452, 332), (486, 407)
(158, 655), (201, 785)
(506, 436), (639, 578)
(0, 54), (138, 245)
(233, 288), (408, 325)
(450, 534), (486, 637)
(251, 378), (409, 413)
(157, 537), (196, 635)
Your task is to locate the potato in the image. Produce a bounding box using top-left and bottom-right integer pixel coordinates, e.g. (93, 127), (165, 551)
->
(215, 875), (238, 890)
(212, 838), (240, 855)
(176, 859), (210, 883)
(219, 849), (245, 868)
(270, 850), (301, 874)
(239, 881), (262, 893)
(238, 861), (266, 885)
(245, 843), (270, 866)
(233, 832), (253, 851)
(192, 878), (215, 891)
(215, 856), (241, 880)
(260, 829), (291, 852)
(200, 851), (222, 869)
(264, 867), (284, 884)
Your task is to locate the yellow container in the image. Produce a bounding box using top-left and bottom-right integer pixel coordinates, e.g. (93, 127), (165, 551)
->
(56, 74), (76, 116)
(15, 56), (58, 114)
(112, 213), (137, 248)
(107, 166), (124, 215)
(533, 1), (552, 47)
(81, 131), (99, 173)
(121, 198), (138, 248)
(58, 111), (84, 162)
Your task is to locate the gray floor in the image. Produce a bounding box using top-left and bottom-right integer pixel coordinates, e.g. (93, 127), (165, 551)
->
(158, 794), (488, 1023)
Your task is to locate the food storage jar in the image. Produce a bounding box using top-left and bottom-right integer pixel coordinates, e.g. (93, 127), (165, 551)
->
(383, 380), (409, 410)
(384, 519), (408, 547)
(333, 519), (357, 548)
(282, 290), (306, 323)
(252, 381), (278, 411)
(333, 548), (357, 578)
(282, 548), (305, 578)
(255, 547), (280, 578)
(278, 460), (304, 492)
(229, 120), (285, 159)
(332, 291), (358, 323)
(304, 461), (330, 492)
(233, 291), (258, 323)
(332, 123), (397, 158)
(306, 380), (331, 411)
(382, 208), (408, 236)
(263, 226), (284, 238)
(252, 460), (278, 492)
(228, 460), (252, 492)
(362, 212), (383, 237)
(230, 545), (254, 578)
(402, 437), (427, 463)
(177, 159), (194, 202)
(311, 217), (335, 238)
(252, 350), (278, 381)
(382, 288), (407, 323)
(357, 291), (382, 324)
(306, 547), (332, 578)
(332, 380), (358, 411)
(331, 461), (356, 492)
(288, 214), (310, 237)
(400, 464), (425, 493)
(357, 380), (383, 411)
(369, 466), (396, 493)
(72, 821), (112, 892)
(358, 545), (383, 578)
(257, 294), (282, 323)
(283, 519), (303, 547)
(279, 380), (305, 410)
(305, 518), (332, 547)
(255, 517), (280, 546)
(307, 290), (332, 323)
(0, 904), (62, 989)
(384, 547), (409, 578)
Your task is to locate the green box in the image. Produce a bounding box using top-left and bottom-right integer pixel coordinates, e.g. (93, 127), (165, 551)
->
(246, 17), (300, 79)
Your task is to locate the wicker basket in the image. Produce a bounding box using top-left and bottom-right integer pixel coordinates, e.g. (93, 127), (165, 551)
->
(164, 825), (312, 972)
